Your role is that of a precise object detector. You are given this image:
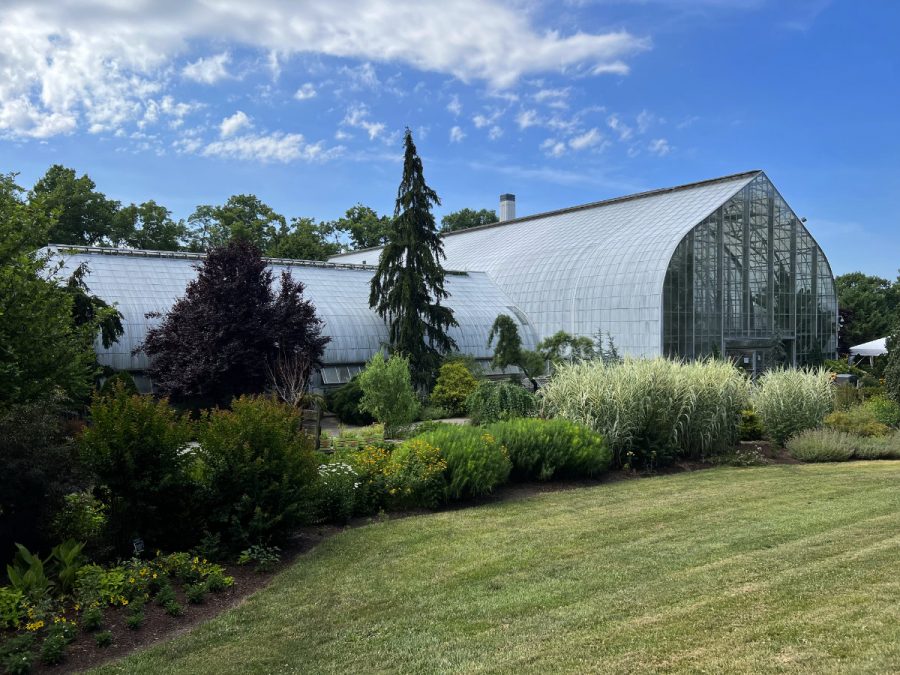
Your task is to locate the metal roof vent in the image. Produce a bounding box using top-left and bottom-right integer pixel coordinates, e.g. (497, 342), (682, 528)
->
(499, 193), (516, 222)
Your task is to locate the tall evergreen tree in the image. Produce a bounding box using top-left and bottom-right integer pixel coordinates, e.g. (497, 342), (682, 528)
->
(369, 129), (457, 388)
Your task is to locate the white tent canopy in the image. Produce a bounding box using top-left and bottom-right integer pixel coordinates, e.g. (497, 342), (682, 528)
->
(849, 337), (888, 357)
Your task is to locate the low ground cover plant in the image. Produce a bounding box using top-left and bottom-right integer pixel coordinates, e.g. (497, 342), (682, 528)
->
(485, 418), (611, 480)
(540, 358), (749, 467)
(751, 368), (834, 445)
(465, 380), (537, 425)
(787, 429), (857, 462)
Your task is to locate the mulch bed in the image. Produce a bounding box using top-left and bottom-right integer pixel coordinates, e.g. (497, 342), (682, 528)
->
(36, 440), (797, 673)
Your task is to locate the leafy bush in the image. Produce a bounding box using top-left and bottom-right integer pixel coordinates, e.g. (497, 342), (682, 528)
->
(485, 418), (611, 480)
(335, 444), (392, 515)
(74, 564), (125, 608)
(465, 381), (537, 425)
(6, 544), (51, 600)
(540, 359), (749, 467)
(316, 462), (359, 524)
(186, 582), (207, 604)
(0, 396), (79, 563)
(199, 395), (319, 550)
(0, 587), (24, 629)
(386, 439), (448, 509)
(418, 405), (452, 421)
(126, 609), (145, 630)
(417, 426), (510, 500)
(823, 407), (890, 437)
(357, 353), (420, 437)
(236, 545), (280, 573)
(325, 376), (375, 426)
(751, 368), (834, 446)
(786, 429), (856, 462)
(98, 371), (138, 397)
(78, 384), (197, 553)
(738, 409), (765, 441)
(40, 632), (67, 665)
(834, 384), (864, 410)
(94, 630), (113, 648)
(50, 492), (107, 555)
(854, 433), (900, 460)
(864, 395), (900, 427)
(430, 361), (478, 416)
(81, 605), (103, 631)
(824, 359), (866, 377)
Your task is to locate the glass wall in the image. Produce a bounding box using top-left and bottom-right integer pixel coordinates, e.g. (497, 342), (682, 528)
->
(663, 173), (837, 367)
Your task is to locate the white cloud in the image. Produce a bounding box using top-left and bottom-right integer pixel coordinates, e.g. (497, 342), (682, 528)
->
(342, 104), (386, 140)
(202, 131), (338, 163)
(540, 138), (567, 158)
(636, 109), (656, 133)
(447, 95), (462, 116)
(294, 83), (317, 100)
(568, 127), (604, 150)
(449, 125), (465, 143)
(0, 0), (648, 138)
(182, 52), (231, 84)
(607, 114), (633, 141)
(534, 87), (570, 109)
(219, 110), (252, 137)
(648, 137), (672, 156)
(488, 125), (503, 140)
(338, 62), (380, 89)
(516, 109), (540, 130)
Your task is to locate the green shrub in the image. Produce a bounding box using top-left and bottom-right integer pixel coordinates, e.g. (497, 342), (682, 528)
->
(738, 409), (765, 441)
(386, 439), (448, 509)
(2, 648), (33, 675)
(418, 405), (452, 421)
(465, 381), (537, 425)
(98, 371), (138, 397)
(94, 630), (113, 648)
(325, 377), (375, 426)
(417, 426), (511, 500)
(540, 359), (749, 467)
(78, 384), (197, 553)
(0, 587), (24, 629)
(485, 418), (611, 480)
(751, 368), (834, 446)
(40, 633), (67, 665)
(833, 384), (863, 410)
(5, 544), (51, 600)
(50, 492), (107, 554)
(236, 545), (281, 573)
(357, 353), (420, 438)
(864, 395), (900, 427)
(854, 433), (900, 460)
(316, 462), (359, 524)
(82, 605), (103, 631)
(786, 429), (856, 462)
(126, 610), (145, 630)
(74, 564), (125, 608)
(824, 359), (866, 377)
(335, 444), (392, 515)
(185, 582), (207, 605)
(823, 406), (890, 437)
(199, 395), (319, 550)
(430, 361), (478, 416)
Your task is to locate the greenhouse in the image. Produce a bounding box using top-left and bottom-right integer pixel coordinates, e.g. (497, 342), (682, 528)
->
(334, 170), (838, 373)
(46, 247), (538, 390)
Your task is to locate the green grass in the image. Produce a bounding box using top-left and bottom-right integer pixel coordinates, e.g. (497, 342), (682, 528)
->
(97, 463), (900, 674)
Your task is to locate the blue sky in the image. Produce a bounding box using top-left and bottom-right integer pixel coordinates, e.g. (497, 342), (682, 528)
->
(2, 0), (898, 277)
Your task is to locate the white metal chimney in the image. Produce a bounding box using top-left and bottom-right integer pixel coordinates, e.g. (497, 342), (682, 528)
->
(499, 193), (516, 222)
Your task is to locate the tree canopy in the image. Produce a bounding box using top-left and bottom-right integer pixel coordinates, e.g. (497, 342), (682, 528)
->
(369, 129), (457, 388)
(835, 272), (900, 350)
(488, 314), (544, 391)
(333, 204), (393, 250)
(440, 208), (498, 233)
(140, 239), (329, 409)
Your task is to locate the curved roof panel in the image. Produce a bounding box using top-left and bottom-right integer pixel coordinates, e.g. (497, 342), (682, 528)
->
(333, 171), (760, 356)
(46, 247), (536, 372)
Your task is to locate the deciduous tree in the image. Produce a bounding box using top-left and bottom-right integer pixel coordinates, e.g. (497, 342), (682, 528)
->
(440, 208), (498, 233)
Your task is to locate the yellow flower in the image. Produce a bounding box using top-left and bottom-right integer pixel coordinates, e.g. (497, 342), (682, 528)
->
(152, 572), (158, 579)
(25, 620), (44, 631)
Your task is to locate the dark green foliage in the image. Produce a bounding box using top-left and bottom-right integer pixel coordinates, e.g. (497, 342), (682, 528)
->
(739, 409), (765, 441)
(1, 634), (34, 675)
(236, 545), (281, 573)
(50, 539), (86, 595)
(0, 398), (79, 562)
(140, 239), (329, 409)
(326, 377), (375, 426)
(357, 353), (420, 437)
(94, 631), (113, 648)
(268, 217), (341, 261)
(885, 322), (900, 406)
(63, 262), (124, 350)
(824, 406), (890, 437)
(126, 610), (145, 630)
(315, 462), (359, 525)
(198, 396), (319, 550)
(487, 314), (545, 390)
(116, 200), (188, 251)
(99, 371), (138, 398)
(537, 331), (595, 365)
(386, 439), (448, 509)
(835, 272), (899, 351)
(82, 605), (103, 631)
(439, 208), (498, 233)
(369, 129), (458, 389)
(40, 623), (76, 666)
(864, 395), (900, 427)
(485, 419), (611, 480)
(30, 164), (120, 246)
(430, 361), (478, 416)
(416, 426), (511, 500)
(187, 194), (286, 252)
(185, 583), (207, 605)
(465, 381), (538, 425)
(78, 385), (197, 553)
(6, 544), (51, 599)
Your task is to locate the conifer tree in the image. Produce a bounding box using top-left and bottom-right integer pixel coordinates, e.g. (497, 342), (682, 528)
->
(369, 129), (457, 388)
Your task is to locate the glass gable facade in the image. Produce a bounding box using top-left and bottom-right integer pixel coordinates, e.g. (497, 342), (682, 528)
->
(663, 173), (837, 367)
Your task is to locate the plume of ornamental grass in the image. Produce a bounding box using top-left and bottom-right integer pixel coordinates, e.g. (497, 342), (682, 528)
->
(539, 358), (750, 468)
(751, 368), (834, 446)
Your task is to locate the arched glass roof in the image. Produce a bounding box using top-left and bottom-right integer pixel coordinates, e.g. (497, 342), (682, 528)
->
(45, 247), (537, 373)
(334, 171), (762, 357)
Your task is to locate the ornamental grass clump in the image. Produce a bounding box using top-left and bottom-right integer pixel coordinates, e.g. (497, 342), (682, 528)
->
(786, 429), (857, 462)
(416, 426), (511, 500)
(485, 418), (611, 480)
(539, 358), (749, 468)
(751, 368), (834, 445)
(465, 381), (537, 425)
(854, 433), (900, 460)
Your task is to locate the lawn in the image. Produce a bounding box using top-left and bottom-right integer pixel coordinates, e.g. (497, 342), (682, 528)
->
(96, 462), (900, 674)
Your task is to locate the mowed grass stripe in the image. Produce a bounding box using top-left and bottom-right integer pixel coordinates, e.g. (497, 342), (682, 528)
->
(95, 462), (900, 674)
